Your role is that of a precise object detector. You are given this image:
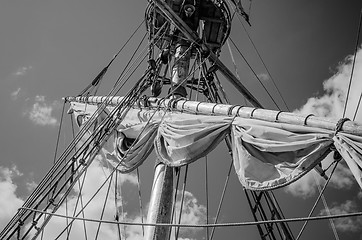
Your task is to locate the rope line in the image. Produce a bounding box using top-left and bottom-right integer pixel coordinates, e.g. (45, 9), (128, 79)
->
(70, 115), (89, 240)
(136, 168), (145, 236)
(175, 165), (189, 239)
(343, 9), (362, 118)
(114, 171), (123, 240)
(313, 172), (340, 240)
(19, 207), (362, 228)
(95, 174), (114, 240)
(235, 12), (290, 111)
(209, 158), (233, 240)
(79, 19), (145, 96)
(295, 160), (339, 240)
(229, 37), (281, 110)
(171, 168), (181, 240)
(205, 156), (209, 240)
(52, 95), (173, 239)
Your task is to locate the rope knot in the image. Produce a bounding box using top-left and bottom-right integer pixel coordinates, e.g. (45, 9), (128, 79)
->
(335, 118), (350, 134)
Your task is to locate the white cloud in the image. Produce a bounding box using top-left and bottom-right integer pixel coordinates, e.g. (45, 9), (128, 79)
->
(358, 191), (362, 199)
(170, 190), (207, 239)
(257, 73), (270, 81)
(14, 66), (33, 76)
(295, 46), (362, 121)
(24, 157), (141, 239)
(0, 166), (24, 229)
(286, 153), (354, 198)
(319, 200), (362, 232)
(0, 151), (206, 239)
(11, 87), (21, 100)
(19, 155), (207, 239)
(26, 95), (60, 126)
(26, 180), (37, 192)
(286, 47), (362, 198)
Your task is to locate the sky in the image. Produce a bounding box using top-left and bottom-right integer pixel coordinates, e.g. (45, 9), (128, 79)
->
(1, 0), (362, 239)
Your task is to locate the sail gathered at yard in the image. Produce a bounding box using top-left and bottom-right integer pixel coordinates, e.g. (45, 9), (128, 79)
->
(69, 96), (362, 191)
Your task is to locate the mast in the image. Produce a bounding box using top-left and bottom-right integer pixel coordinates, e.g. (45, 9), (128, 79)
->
(145, 1), (195, 238)
(144, 1), (294, 240)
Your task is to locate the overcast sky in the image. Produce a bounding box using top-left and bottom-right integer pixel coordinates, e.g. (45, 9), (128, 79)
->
(1, 1), (362, 239)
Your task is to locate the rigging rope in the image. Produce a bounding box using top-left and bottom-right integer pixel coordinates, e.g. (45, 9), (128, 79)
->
(70, 114), (89, 240)
(312, 172), (340, 240)
(205, 156), (209, 240)
(295, 159), (340, 240)
(26, 67), (153, 239)
(53, 95), (172, 239)
(113, 32), (148, 88)
(4, 32), (158, 238)
(79, 19), (145, 96)
(343, 9), (362, 118)
(94, 174), (114, 240)
(119, 171), (127, 240)
(175, 165), (189, 239)
(234, 12), (290, 111)
(171, 168), (181, 239)
(115, 171), (123, 240)
(136, 168), (145, 236)
(209, 157), (234, 240)
(53, 101), (66, 164)
(20, 207), (362, 228)
(1, 15), (171, 240)
(229, 37), (281, 110)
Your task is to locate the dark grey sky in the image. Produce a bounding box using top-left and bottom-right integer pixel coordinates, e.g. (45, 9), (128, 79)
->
(1, 1), (362, 239)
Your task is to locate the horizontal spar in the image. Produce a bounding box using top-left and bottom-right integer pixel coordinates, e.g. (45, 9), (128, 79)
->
(64, 96), (362, 136)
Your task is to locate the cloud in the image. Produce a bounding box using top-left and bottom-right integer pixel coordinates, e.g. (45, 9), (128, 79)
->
(0, 166), (24, 229)
(25, 158), (139, 239)
(358, 191), (362, 199)
(25, 95), (60, 126)
(14, 66), (33, 76)
(257, 73), (270, 81)
(170, 190), (207, 239)
(319, 200), (362, 232)
(11, 87), (21, 100)
(295, 46), (362, 121)
(18, 155), (206, 239)
(0, 141), (206, 239)
(286, 154), (354, 198)
(286, 46), (362, 198)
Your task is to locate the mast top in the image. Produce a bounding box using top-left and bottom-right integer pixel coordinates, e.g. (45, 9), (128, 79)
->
(145, 0), (232, 55)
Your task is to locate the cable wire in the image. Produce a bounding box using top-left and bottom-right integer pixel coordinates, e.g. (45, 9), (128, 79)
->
(209, 159), (233, 240)
(343, 9), (362, 118)
(295, 160), (340, 240)
(229, 37), (281, 110)
(235, 12), (290, 111)
(312, 172), (340, 240)
(20, 207), (362, 228)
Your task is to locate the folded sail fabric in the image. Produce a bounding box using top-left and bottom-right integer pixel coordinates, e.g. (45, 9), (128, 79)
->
(70, 103), (362, 190)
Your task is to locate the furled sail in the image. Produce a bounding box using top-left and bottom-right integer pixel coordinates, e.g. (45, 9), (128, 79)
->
(70, 101), (362, 191)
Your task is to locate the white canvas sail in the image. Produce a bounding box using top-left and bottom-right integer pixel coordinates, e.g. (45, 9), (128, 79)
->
(70, 101), (362, 191)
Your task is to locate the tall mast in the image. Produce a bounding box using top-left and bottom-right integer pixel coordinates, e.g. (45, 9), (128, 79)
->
(144, 1), (293, 240)
(145, 1), (196, 238)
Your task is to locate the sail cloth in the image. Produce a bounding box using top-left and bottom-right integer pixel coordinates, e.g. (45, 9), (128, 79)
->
(69, 102), (362, 190)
